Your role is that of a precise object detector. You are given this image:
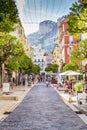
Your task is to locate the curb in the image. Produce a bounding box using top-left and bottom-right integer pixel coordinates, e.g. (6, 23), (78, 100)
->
(52, 84), (87, 125)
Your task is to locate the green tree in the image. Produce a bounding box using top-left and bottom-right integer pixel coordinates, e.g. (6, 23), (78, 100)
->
(19, 54), (33, 72)
(45, 64), (58, 73)
(6, 41), (25, 71)
(45, 64), (52, 72)
(0, 33), (25, 87)
(7, 52), (33, 85)
(17, 54), (33, 85)
(67, 1), (87, 36)
(70, 39), (87, 82)
(63, 62), (79, 71)
(6, 58), (19, 71)
(32, 64), (41, 74)
(0, 33), (16, 87)
(70, 39), (87, 62)
(0, 0), (18, 32)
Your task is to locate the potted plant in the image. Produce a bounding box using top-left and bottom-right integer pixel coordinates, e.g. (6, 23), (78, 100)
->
(73, 82), (83, 92)
(73, 82), (83, 104)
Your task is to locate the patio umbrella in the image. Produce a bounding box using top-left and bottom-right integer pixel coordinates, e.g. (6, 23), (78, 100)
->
(59, 70), (82, 76)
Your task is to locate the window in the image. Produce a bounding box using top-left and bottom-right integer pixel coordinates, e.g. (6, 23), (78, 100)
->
(67, 47), (73, 55)
(38, 59), (40, 62)
(34, 59), (36, 62)
(69, 36), (73, 44)
(42, 59), (44, 62)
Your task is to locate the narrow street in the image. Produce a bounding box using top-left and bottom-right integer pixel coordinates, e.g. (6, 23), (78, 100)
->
(0, 83), (87, 130)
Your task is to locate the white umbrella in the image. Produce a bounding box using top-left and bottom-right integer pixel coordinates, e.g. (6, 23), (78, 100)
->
(59, 70), (81, 76)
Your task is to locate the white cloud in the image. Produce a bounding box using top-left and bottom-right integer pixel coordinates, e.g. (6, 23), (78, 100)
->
(22, 23), (39, 36)
(16, 0), (26, 22)
(15, 0), (77, 36)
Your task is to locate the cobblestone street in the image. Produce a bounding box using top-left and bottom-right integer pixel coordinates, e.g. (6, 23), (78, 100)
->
(0, 83), (87, 130)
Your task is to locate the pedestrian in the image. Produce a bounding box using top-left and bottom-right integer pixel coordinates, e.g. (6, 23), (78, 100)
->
(70, 80), (72, 90)
(27, 75), (31, 86)
(46, 81), (49, 87)
(46, 76), (50, 87)
(21, 76), (25, 86)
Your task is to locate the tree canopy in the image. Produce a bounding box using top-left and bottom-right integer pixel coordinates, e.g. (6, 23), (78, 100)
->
(0, 33), (17, 64)
(45, 64), (58, 73)
(63, 62), (79, 71)
(70, 39), (87, 62)
(7, 53), (33, 72)
(0, 0), (18, 32)
(31, 64), (41, 74)
(67, 1), (87, 36)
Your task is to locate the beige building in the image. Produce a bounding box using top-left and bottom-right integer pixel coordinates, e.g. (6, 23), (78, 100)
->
(52, 44), (60, 66)
(10, 20), (31, 57)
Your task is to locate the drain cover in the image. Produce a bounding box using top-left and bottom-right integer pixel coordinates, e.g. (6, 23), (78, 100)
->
(75, 111), (82, 114)
(4, 111), (11, 115)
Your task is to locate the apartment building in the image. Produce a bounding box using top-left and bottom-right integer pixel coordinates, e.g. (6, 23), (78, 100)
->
(57, 16), (79, 72)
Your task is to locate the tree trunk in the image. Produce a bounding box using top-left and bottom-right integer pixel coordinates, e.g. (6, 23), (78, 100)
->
(0, 64), (2, 88)
(85, 64), (87, 82)
(0, 63), (4, 88)
(18, 69), (21, 85)
(15, 71), (18, 86)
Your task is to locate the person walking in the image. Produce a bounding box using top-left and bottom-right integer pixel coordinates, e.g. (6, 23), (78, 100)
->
(21, 76), (25, 86)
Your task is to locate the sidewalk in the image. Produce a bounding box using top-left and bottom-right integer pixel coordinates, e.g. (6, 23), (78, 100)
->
(0, 85), (32, 117)
(0, 82), (87, 130)
(53, 84), (87, 115)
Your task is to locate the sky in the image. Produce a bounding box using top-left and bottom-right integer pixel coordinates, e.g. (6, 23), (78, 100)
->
(16, 0), (77, 36)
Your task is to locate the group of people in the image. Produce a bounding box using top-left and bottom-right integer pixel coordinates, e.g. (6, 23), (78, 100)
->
(11, 73), (52, 87)
(36, 74), (51, 87)
(37, 74), (46, 82)
(62, 80), (73, 93)
(21, 74), (35, 86)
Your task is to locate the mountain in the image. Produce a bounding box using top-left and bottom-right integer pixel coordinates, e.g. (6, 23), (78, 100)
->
(27, 20), (57, 50)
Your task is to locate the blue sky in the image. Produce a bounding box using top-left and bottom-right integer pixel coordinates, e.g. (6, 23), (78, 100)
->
(16, 0), (77, 36)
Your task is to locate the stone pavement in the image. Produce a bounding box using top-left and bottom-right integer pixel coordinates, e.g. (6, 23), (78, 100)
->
(0, 85), (31, 117)
(0, 82), (87, 130)
(53, 85), (87, 115)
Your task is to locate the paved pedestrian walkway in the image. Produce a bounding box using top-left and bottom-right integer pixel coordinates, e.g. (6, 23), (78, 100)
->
(54, 84), (87, 114)
(0, 82), (87, 130)
(0, 85), (31, 117)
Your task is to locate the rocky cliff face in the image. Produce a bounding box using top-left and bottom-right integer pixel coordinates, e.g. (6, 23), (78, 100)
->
(27, 20), (57, 50)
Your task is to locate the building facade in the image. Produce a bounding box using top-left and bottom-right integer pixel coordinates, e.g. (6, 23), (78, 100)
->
(32, 45), (46, 71)
(57, 16), (79, 72)
(32, 45), (53, 71)
(52, 44), (60, 65)
(10, 20), (32, 83)
(10, 20), (31, 57)
(45, 51), (52, 66)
